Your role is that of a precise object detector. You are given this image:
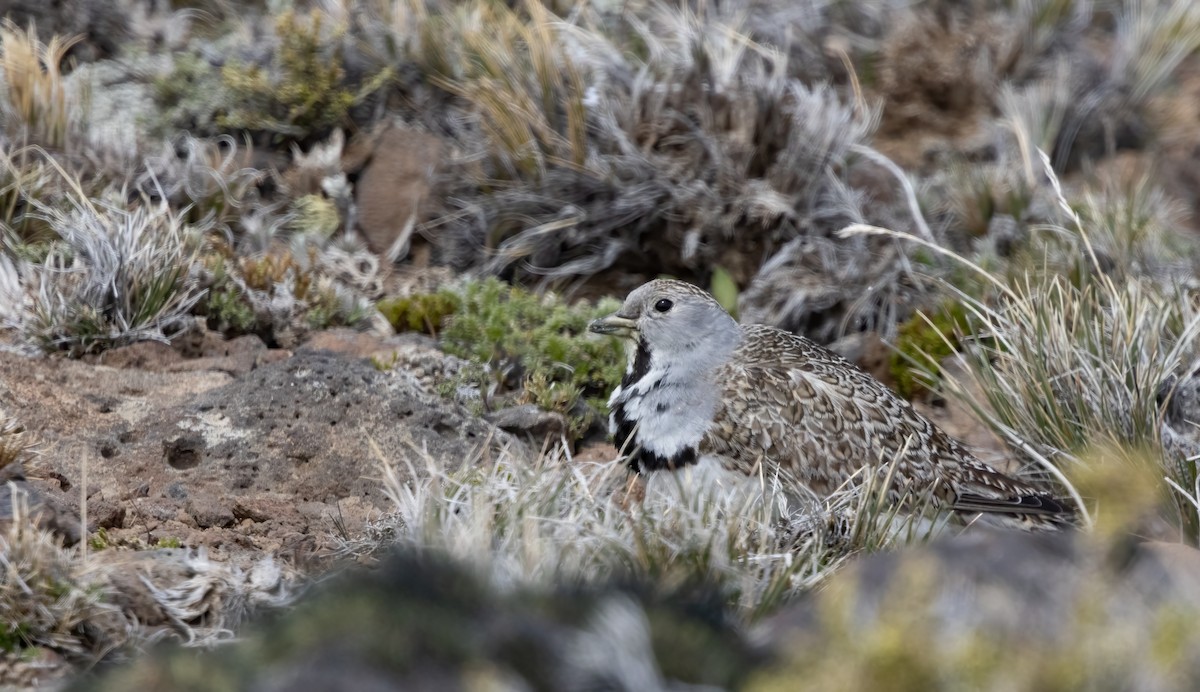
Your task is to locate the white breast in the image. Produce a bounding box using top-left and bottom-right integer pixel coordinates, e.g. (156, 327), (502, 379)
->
(609, 364), (720, 459)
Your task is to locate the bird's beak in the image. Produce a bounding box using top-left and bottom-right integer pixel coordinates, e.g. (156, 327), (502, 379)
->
(588, 313), (638, 338)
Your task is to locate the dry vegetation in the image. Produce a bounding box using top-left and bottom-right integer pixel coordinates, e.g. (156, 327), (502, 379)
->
(3, 0), (1200, 686)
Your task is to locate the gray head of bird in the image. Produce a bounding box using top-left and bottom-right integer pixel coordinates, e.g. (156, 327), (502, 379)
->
(588, 279), (741, 360)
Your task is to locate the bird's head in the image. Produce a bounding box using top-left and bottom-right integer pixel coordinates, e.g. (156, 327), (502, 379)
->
(588, 279), (740, 357)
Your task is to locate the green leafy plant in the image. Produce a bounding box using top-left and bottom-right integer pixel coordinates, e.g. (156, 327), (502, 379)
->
(87, 528), (110, 552)
(204, 281), (256, 335)
(377, 291), (462, 336)
(378, 278), (625, 438)
(151, 52), (223, 136)
(218, 10), (379, 140)
(196, 242), (373, 342)
(155, 9), (391, 142)
(439, 279), (624, 429)
(710, 267), (739, 318)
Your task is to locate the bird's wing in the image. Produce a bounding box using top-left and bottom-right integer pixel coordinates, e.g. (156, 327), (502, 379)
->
(702, 326), (941, 494)
(704, 326), (1074, 524)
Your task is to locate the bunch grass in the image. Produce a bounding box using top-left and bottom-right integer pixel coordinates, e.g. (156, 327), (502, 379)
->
(359, 434), (947, 621)
(0, 19), (82, 149)
(842, 151), (1200, 538)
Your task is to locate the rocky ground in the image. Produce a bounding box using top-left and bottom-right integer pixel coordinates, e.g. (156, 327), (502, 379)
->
(0, 321), (541, 686)
(2, 325), (508, 563)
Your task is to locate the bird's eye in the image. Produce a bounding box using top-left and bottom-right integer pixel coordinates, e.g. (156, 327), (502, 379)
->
(654, 299), (674, 313)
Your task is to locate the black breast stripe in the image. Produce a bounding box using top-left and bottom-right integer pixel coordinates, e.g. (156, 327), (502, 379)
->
(622, 341), (653, 388)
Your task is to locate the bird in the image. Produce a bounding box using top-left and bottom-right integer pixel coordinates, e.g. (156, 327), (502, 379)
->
(588, 279), (1075, 531)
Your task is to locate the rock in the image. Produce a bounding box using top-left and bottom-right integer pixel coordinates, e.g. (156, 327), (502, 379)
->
(984, 212), (1024, 257)
(0, 348), (233, 435)
(0, 645), (67, 690)
(146, 325), (290, 377)
(321, 332), (470, 397)
(170, 319), (242, 359)
(0, 466), (82, 545)
(826, 330), (894, 386)
(760, 530), (1081, 643)
(233, 497), (291, 524)
(825, 331), (872, 364)
(298, 328), (396, 359)
(1134, 541), (1200, 601)
(172, 347), (292, 378)
(165, 334), (288, 377)
(88, 341), (182, 370)
(87, 496), (126, 530)
(186, 492), (236, 529)
(343, 124), (444, 259)
(131, 496), (181, 523)
(485, 404), (569, 443)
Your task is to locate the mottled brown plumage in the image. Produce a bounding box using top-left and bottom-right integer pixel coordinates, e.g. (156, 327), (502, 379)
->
(590, 279), (1075, 531)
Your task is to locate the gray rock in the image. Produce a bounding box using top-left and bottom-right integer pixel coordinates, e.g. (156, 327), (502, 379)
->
(186, 492), (236, 529)
(0, 466), (82, 545)
(485, 404), (569, 443)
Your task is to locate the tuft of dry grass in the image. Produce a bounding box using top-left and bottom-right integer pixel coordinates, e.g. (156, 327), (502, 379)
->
(1001, 0), (1200, 172)
(0, 409), (35, 472)
(138, 134), (264, 231)
(397, 0), (886, 295)
(0, 19), (83, 149)
(417, 1), (588, 180)
(0, 251), (24, 331)
(356, 436), (948, 621)
(1112, 0), (1200, 109)
(14, 155), (209, 355)
(1070, 169), (1192, 279)
(0, 485), (127, 659)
